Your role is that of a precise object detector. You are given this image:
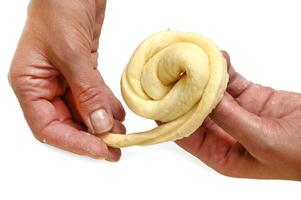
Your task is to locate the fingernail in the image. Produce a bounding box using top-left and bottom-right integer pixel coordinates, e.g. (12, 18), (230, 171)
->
(90, 109), (112, 134)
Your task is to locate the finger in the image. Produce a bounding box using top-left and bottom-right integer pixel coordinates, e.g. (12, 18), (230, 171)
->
(63, 75), (125, 131)
(177, 118), (235, 166)
(211, 92), (264, 153)
(89, 52), (125, 121)
(41, 122), (108, 159)
(52, 96), (85, 130)
(54, 50), (114, 135)
(64, 88), (84, 125)
(221, 50), (278, 115)
(111, 119), (126, 134)
(21, 97), (109, 159)
(176, 119), (259, 178)
(221, 50), (252, 98)
(105, 86), (126, 122)
(106, 120), (126, 162)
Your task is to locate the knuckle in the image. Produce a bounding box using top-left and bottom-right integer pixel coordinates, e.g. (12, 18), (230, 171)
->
(55, 45), (81, 65)
(32, 130), (47, 144)
(216, 168), (237, 178)
(8, 66), (17, 87)
(210, 164), (240, 178)
(33, 132), (44, 143)
(50, 38), (89, 68)
(7, 70), (13, 86)
(8, 65), (34, 101)
(60, 44), (81, 61)
(214, 164), (247, 179)
(77, 86), (106, 108)
(8, 65), (22, 92)
(52, 44), (92, 75)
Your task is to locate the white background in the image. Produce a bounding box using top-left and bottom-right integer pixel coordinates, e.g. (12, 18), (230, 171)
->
(0, 0), (301, 199)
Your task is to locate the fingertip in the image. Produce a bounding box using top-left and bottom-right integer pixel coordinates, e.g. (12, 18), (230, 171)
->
(106, 147), (122, 162)
(221, 50), (232, 71)
(103, 120), (125, 162)
(113, 99), (126, 122)
(84, 133), (109, 159)
(221, 50), (230, 61)
(109, 94), (126, 122)
(111, 120), (126, 134)
(103, 85), (126, 122)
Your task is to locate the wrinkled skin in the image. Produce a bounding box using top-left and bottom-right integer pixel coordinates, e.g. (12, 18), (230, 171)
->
(9, 0), (126, 161)
(177, 51), (301, 180)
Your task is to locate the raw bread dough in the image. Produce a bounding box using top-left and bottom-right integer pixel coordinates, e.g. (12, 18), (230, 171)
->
(100, 31), (229, 148)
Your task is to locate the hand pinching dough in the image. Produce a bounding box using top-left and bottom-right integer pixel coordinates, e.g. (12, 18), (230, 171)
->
(100, 31), (229, 148)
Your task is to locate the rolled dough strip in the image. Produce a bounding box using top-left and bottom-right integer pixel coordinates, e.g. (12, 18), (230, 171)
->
(100, 31), (229, 148)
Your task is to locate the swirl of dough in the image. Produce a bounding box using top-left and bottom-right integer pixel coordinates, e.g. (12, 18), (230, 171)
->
(100, 31), (229, 148)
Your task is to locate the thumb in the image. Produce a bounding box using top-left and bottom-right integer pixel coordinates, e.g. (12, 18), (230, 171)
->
(210, 92), (264, 152)
(56, 51), (114, 135)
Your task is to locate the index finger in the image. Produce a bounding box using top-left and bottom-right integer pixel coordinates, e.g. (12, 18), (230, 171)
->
(21, 97), (109, 159)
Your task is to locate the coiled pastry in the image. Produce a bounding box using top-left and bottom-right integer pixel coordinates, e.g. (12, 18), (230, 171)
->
(100, 31), (228, 148)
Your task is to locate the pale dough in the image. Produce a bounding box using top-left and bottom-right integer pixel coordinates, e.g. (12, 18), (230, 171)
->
(100, 31), (229, 148)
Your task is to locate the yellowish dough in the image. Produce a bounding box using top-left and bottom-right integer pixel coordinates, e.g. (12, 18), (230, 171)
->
(100, 31), (229, 148)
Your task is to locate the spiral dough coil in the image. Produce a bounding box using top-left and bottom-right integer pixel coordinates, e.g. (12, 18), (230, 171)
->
(100, 31), (229, 148)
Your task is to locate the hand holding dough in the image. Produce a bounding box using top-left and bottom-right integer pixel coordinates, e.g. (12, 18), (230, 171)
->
(100, 31), (229, 148)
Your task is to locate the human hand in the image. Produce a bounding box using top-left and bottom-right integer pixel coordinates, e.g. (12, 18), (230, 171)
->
(8, 0), (126, 161)
(177, 51), (301, 180)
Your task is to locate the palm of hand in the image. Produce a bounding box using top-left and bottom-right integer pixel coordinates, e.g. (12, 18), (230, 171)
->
(177, 52), (301, 179)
